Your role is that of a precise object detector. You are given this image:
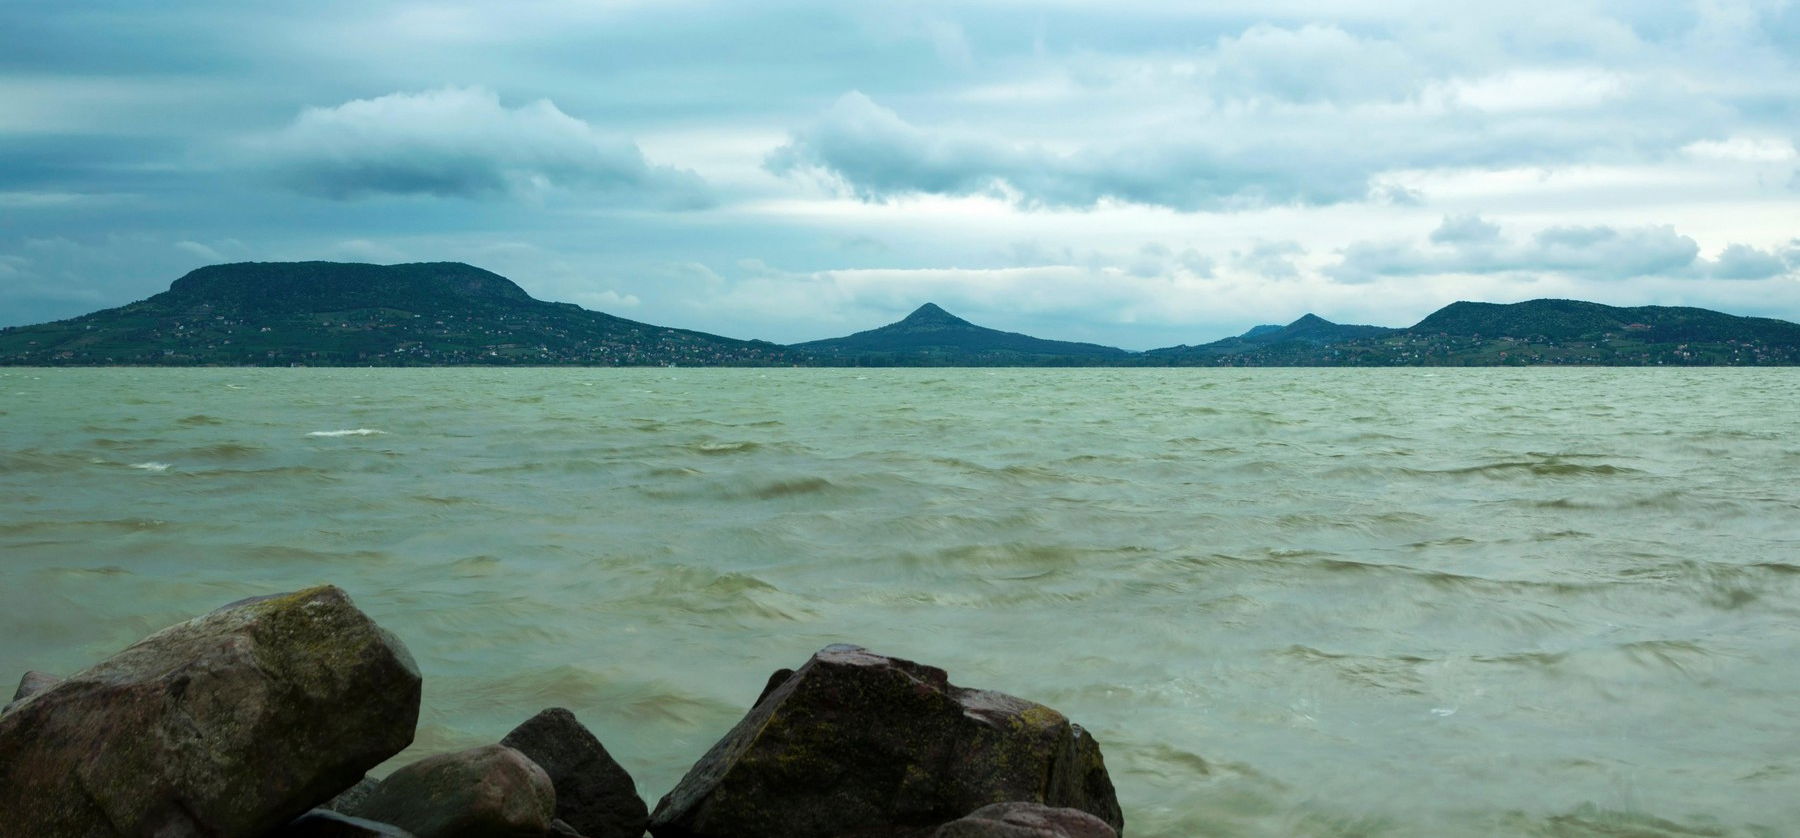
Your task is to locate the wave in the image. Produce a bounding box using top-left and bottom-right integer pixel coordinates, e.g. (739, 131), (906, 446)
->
(177, 443), (264, 460)
(307, 428), (385, 437)
(746, 476), (836, 499)
(1408, 460), (1641, 479)
(692, 441), (761, 455)
(636, 474), (847, 502)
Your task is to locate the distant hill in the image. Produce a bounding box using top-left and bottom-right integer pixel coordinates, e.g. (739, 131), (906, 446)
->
(5, 266), (1796, 366)
(793, 303), (1132, 365)
(1339, 298), (1800, 365)
(0, 262), (799, 366)
(1145, 314), (1396, 363)
(1181, 299), (1800, 366)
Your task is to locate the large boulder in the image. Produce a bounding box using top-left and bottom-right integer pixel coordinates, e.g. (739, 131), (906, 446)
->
(0, 586), (422, 837)
(353, 744), (557, 838)
(649, 644), (1123, 838)
(934, 803), (1118, 838)
(501, 707), (649, 838)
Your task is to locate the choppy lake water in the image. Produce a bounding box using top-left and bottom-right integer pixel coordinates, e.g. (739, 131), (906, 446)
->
(2, 368), (1797, 837)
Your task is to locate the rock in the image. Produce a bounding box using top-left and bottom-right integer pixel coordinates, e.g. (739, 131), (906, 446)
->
(753, 667), (794, 706)
(934, 803), (1118, 838)
(271, 808), (419, 838)
(325, 775), (384, 815)
(548, 819), (587, 837)
(501, 707), (649, 838)
(10, 670), (60, 703)
(649, 644), (1123, 838)
(354, 744), (557, 838)
(0, 586), (421, 838)
(2, 670), (62, 714)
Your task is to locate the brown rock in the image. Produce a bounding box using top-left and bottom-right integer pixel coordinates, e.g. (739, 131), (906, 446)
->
(0, 586), (422, 837)
(354, 744), (556, 838)
(934, 802), (1119, 838)
(648, 644), (1122, 838)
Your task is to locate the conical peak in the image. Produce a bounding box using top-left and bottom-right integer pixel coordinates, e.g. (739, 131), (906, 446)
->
(1288, 313), (1332, 328)
(899, 303), (970, 326)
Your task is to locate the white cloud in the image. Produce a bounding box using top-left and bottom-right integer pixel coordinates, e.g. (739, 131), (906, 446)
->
(259, 87), (711, 205)
(576, 289), (642, 309)
(1438, 68), (1628, 112)
(174, 240), (226, 263)
(1682, 136), (1798, 162)
(1209, 24), (1427, 103)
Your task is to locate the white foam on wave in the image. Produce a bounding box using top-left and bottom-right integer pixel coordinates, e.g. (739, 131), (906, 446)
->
(130, 462), (172, 472)
(307, 429), (386, 438)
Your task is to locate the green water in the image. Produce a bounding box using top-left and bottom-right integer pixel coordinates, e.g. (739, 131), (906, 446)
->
(2, 368), (1797, 837)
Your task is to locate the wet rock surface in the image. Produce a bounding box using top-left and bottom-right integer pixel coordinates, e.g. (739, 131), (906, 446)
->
(353, 744), (557, 838)
(501, 707), (650, 838)
(0, 586), (422, 838)
(649, 644), (1122, 838)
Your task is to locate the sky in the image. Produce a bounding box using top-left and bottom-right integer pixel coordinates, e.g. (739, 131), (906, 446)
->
(2, 1), (1798, 349)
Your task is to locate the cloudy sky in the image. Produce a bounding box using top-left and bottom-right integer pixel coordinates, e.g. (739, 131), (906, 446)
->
(3, 1), (1798, 348)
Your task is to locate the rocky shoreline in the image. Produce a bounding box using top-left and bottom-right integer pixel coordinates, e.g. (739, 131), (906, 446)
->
(0, 586), (1124, 838)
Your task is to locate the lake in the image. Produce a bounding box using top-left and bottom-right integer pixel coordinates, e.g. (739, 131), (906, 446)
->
(2, 367), (1796, 837)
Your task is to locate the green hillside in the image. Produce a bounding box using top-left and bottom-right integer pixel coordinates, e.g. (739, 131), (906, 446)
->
(793, 303), (1131, 366)
(0, 262), (800, 366)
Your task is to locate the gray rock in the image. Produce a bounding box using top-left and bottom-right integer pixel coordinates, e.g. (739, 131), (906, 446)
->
(10, 670), (60, 703)
(355, 744), (557, 838)
(272, 809), (420, 838)
(501, 708), (649, 838)
(649, 644), (1123, 838)
(934, 803), (1119, 838)
(2, 670), (62, 715)
(0, 586), (422, 838)
(325, 775), (384, 815)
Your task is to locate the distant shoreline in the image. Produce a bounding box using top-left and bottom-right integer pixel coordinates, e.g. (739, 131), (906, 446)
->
(6, 262), (1799, 367)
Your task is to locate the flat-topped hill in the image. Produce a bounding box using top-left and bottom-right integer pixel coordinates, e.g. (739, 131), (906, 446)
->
(0, 261), (798, 366)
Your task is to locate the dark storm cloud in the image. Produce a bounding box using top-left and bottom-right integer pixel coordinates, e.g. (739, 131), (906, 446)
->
(1331, 216), (1791, 283)
(765, 91), (1372, 211)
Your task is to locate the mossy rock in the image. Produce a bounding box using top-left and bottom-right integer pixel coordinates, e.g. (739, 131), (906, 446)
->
(0, 586), (421, 837)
